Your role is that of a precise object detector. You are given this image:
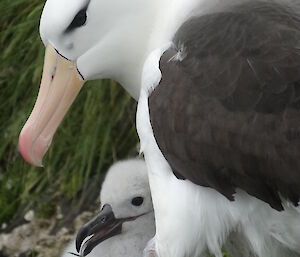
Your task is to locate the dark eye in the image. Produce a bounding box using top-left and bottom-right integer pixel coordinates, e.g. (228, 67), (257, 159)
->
(67, 8), (87, 32)
(101, 216), (107, 224)
(131, 197), (144, 206)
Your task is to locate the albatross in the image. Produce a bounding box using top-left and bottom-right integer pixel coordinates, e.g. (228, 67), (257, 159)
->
(18, 0), (300, 256)
(61, 159), (155, 257)
(64, 159), (256, 257)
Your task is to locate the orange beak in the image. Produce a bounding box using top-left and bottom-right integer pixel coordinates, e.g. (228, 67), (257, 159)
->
(18, 45), (85, 166)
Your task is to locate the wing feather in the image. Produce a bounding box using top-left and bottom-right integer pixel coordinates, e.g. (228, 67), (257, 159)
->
(149, 1), (300, 210)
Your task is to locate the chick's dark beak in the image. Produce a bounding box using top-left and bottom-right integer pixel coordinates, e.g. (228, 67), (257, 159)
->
(76, 204), (122, 256)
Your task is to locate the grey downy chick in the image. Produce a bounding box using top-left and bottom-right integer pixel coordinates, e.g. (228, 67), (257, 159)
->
(62, 159), (155, 257)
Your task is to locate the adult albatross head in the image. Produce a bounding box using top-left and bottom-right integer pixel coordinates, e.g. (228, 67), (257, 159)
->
(18, 0), (186, 166)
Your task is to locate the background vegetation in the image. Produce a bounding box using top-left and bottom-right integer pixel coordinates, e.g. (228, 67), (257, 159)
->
(0, 2), (232, 257)
(0, 0), (138, 229)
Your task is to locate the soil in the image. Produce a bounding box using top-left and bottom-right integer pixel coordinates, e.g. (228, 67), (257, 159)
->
(0, 209), (96, 257)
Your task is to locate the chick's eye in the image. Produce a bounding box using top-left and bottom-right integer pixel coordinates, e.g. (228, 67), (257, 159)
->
(67, 8), (87, 31)
(131, 197), (144, 206)
(101, 216), (107, 223)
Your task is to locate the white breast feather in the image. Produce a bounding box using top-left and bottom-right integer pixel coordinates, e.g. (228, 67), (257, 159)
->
(137, 47), (300, 257)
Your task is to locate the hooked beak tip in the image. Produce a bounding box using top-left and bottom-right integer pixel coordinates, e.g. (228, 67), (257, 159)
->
(18, 127), (47, 167)
(17, 45), (84, 167)
(76, 227), (86, 253)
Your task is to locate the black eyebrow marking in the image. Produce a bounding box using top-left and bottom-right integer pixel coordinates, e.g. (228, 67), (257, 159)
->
(65, 0), (91, 33)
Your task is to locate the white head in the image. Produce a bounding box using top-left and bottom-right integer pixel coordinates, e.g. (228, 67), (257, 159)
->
(40, 0), (159, 93)
(18, 0), (164, 166)
(18, 0), (198, 166)
(76, 159), (154, 256)
(100, 159), (153, 222)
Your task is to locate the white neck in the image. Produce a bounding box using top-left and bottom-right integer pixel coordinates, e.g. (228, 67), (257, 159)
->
(77, 0), (201, 100)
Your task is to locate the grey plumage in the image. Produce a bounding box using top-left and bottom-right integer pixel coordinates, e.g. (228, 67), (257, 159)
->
(61, 159), (155, 257)
(60, 159), (257, 257)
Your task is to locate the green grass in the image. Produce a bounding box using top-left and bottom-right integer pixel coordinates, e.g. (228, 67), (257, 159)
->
(0, 0), (138, 225)
(0, 2), (235, 256)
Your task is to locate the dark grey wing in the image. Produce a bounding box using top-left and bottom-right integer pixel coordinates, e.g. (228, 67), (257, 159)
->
(149, 1), (300, 211)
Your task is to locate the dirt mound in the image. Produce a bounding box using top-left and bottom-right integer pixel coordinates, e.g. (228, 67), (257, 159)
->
(0, 210), (94, 257)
